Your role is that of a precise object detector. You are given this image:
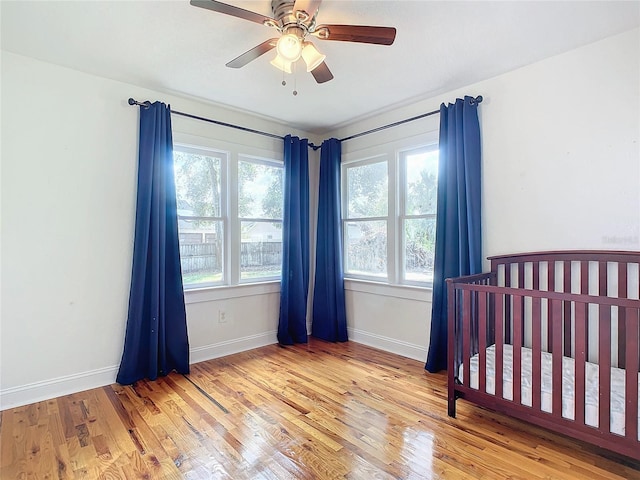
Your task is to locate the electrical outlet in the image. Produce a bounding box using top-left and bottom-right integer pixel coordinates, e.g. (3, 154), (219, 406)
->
(218, 309), (227, 324)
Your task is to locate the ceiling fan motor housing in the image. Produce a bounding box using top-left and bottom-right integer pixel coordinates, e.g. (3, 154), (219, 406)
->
(271, 0), (315, 35)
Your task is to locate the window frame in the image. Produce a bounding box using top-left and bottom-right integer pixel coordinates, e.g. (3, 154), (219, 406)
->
(174, 144), (228, 289)
(342, 154), (391, 282)
(236, 154), (284, 284)
(173, 141), (284, 291)
(341, 133), (439, 288)
(398, 144), (439, 286)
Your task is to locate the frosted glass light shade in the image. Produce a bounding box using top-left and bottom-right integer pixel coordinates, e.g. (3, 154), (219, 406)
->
(276, 34), (302, 62)
(301, 42), (326, 72)
(270, 54), (293, 73)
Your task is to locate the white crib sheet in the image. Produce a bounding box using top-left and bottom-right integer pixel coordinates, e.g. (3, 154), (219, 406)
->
(458, 344), (640, 440)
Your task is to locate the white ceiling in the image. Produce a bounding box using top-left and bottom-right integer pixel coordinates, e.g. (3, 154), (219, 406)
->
(2, 1), (639, 134)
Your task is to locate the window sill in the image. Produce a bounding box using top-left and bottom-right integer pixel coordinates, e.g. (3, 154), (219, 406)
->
(184, 281), (280, 304)
(344, 279), (432, 302)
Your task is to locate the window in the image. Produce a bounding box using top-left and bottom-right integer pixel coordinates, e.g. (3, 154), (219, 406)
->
(238, 157), (283, 281)
(342, 144), (438, 286)
(174, 146), (283, 289)
(344, 159), (388, 278)
(400, 147), (438, 283)
(174, 147), (225, 287)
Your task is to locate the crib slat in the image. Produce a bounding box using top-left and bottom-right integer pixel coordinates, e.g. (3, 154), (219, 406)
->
(518, 262), (525, 288)
(532, 296), (542, 411)
(619, 263), (628, 369)
(563, 261), (572, 355)
(575, 302), (587, 426)
(533, 261), (540, 291)
(518, 263), (526, 346)
(625, 307), (639, 442)
(580, 261), (592, 362)
(548, 261), (556, 292)
(479, 291), (487, 394)
(496, 294), (504, 400)
(513, 295), (523, 405)
(599, 304), (612, 433)
(580, 261), (589, 294)
(599, 261), (608, 296)
(552, 299), (563, 417)
(462, 289), (471, 389)
(505, 264), (512, 343)
(548, 263), (556, 353)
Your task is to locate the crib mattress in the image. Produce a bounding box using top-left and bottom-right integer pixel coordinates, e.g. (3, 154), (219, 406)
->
(458, 344), (640, 440)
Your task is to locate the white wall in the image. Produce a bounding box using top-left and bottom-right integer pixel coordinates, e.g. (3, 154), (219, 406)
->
(2, 27), (638, 407)
(0, 52), (314, 409)
(329, 28), (640, 362)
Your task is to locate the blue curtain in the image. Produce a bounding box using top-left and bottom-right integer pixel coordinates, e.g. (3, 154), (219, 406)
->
(425, 96), (482, 373)
(278, 135), (310, 345)
(117, 102), (190, 385)
(312, 138), (348, 342)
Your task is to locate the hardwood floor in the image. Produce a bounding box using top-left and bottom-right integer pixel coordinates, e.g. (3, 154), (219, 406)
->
(1, 339), (639, 479)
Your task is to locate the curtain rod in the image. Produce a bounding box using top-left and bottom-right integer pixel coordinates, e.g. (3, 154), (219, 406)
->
(128, 95), (482, 149)
(339, 95), (483, 143)
(128, 97), (288, 141)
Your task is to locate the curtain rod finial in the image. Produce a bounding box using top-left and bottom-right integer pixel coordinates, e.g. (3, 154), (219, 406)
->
(128, 98), (151, 108)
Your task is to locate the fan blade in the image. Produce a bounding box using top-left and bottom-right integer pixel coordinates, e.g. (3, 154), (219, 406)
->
(313, 25), (396, 45)
(226, 39), (278, 68)
(190, 0), (276, 26)
(310, 62), (333, 84)
(292, 0), (322, 18)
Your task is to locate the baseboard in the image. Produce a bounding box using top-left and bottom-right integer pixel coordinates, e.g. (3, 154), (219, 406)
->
(348, 327), (428, 362)
(1, 331), (278, 411)
(0, 365), (119, 411)
(1, 330), (418, 410)
(189, 331), (278, 364)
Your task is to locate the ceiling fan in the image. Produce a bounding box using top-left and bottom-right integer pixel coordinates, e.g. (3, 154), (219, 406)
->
(190, 0), (397, 84)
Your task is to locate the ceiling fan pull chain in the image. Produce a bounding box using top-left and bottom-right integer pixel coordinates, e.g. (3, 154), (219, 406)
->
(292, 61), (298, 96)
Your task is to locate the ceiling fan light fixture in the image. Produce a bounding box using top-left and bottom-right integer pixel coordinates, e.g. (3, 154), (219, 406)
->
(301, 42), (326, 72)
(276, 33), (303, 62)
(270, 54), (293, 74)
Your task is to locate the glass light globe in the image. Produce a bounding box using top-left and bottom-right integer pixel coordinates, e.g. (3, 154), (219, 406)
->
(276, 34), (302, 62)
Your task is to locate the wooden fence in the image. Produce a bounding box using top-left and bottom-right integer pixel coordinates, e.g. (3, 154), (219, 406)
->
(179, 241), (282, 273)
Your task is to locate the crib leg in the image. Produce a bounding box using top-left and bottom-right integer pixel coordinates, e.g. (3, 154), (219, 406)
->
(448, 394), (456, 418)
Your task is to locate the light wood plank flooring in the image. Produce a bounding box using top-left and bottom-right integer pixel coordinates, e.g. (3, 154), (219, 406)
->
(1, 339), (639, 479)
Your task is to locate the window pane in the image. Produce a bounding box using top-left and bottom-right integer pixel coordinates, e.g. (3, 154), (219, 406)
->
(347, 161), (388, 218)
(404, 217), (436, 282)
(174, 151), (221, 217)
(239, 160), (283, 219)
(405, 150), (438, 215)
(345, 220), (387, 277)
(240, 220), (282, 280)
(178, 219), (223, 286)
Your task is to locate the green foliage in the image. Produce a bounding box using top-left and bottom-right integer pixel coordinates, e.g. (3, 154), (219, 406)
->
(174, 151), (221, 217)
(347, 162), (388, 218)
(262, 169), (283, 220)
(406, 169), (437, 215)
(239, 160), (283, 220)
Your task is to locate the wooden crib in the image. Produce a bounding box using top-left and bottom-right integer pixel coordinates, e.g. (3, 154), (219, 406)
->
(447, 251), (640, 461)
